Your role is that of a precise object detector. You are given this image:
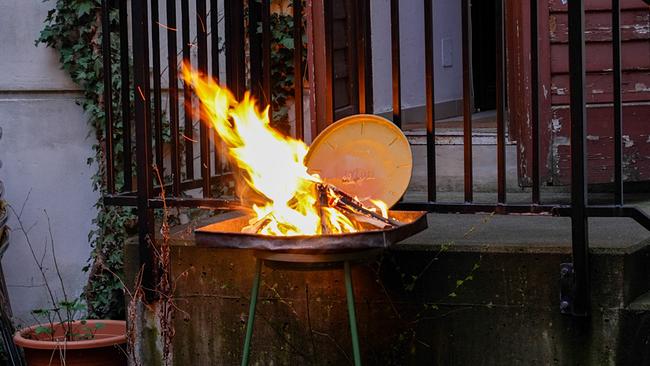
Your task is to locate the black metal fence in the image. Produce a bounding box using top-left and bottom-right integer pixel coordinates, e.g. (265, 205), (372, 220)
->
(101, 0), (650, 316)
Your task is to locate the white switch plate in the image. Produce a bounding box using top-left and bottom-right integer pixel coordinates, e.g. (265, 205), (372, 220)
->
(442, 38), (453, 68)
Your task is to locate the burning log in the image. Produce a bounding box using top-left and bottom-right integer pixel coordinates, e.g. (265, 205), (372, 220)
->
(240, 183), (401, 235)
(316, 184), (332, 235)
(242, 213), (273, 234)
(318, 183), (402, 228)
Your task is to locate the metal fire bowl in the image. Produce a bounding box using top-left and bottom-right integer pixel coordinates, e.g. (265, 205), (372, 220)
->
(194, 210), (427, 252)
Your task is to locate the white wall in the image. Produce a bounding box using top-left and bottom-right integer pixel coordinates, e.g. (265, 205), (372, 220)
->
(371, 0), (463, 115)
(0, 0), (98, 324)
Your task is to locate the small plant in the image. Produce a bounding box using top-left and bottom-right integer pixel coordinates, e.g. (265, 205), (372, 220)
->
(11, 196), (127, 366)
(9, 199), (103, 342)
(28, 301), (105, 342)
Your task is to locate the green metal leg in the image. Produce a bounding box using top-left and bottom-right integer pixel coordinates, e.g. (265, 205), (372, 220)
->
(241, 259), (262, 366)
(344, 261), (362, 366)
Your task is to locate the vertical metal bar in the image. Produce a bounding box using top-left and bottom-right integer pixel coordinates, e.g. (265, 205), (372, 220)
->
(151, 0), (164, 176)
(462, 0), (473, 202)
(102, 0), (115, 194)
(496, 0), (507, 204)
(344, 261), (362, 366)
(531, 0), (541, 204)
(225, 0), (245, 99)
(356, 0), (366, 114)
(390, 0), (402, 128)
(612, 0), (623, 205)
(119, 0), (133, 192)
(167, 0), (181, 196)
(293, 0), (304, 139)
(249, 0), (263, 99)
(210, 0), (220, 175)
(424, 0), (436, 202)
(197, 0), (211, 197)
(568, 0), (590, 316)
(181, 0), (194, 180)
(262, 0), (272, 107)
(324, 0), (334, 127)
(241, 259), (262, 366)
(210, 0), (220, 80)
(131, 0), (155, 297)
(224, 0), (233, 90)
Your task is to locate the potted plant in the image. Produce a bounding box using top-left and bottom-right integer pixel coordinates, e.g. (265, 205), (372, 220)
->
(9, 206), (127, 366)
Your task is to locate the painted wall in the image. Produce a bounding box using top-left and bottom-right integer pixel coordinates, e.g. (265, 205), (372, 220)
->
(0, 1), (98, 323)
(371, 0), (463, 116)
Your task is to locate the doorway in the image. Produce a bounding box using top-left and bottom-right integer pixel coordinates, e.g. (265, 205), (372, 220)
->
(471, 0), (497, 112)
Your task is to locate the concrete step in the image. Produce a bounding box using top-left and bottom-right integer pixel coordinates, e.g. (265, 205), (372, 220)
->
(402, 111), (522, 193)
(406, 142), (520, 193)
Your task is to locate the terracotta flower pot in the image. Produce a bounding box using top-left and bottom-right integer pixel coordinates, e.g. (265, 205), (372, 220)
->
(14, 319), (127, 366)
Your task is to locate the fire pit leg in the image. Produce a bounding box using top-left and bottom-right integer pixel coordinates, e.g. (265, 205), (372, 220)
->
(241, 259), (262, 366)
(344, 261), (362, 366)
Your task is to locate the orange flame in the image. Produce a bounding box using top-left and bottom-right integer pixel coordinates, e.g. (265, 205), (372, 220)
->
(182, 64), (385, 236)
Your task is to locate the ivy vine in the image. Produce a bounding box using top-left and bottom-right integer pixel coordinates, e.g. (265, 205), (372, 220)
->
(37, 0), (135, 319)
(36, 0), (305, 320)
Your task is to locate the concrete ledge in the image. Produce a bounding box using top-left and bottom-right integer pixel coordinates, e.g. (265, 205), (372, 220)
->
(377, 100), (464, 124)
(125, 213), (650, 365)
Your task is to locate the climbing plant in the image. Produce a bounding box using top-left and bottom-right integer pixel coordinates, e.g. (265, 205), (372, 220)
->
(37, 0), (135, 319)
(36, 0), (305, 320)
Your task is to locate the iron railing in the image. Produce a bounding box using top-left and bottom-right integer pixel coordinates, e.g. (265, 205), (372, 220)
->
(101, 0), (650, 316)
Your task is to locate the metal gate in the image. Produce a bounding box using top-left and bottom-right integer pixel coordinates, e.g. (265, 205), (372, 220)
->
(101, 0), (650, 316)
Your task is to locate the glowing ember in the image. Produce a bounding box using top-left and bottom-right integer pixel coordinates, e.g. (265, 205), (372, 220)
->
(182, 64), (390, 236)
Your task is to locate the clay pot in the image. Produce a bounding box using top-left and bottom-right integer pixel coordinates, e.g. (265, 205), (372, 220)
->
(13, 319), (127, 366)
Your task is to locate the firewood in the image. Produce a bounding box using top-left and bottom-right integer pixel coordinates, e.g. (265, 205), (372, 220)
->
(319, 183), (402, 227)
(242, 213), (272, 234)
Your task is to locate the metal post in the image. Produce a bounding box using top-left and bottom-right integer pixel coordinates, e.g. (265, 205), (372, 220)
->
(241, 259), (262, 366)
(567, 0), (589, 317)
(424, 0), (436, 202)
(118, 0), (132, 192)
(530, 0), (541, 204)
(101, 0), (114, 194)
(612, 0), (623, 205)
(495, 0), (507, 204)
(344, 261), (362, 366)
(131, 0), (155, 298)
(461, 0), (473, 203)
(390, 0), (402, 128)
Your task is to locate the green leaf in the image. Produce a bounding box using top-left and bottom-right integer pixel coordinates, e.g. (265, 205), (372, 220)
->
(279, 37), (294, 49)
(35, 326), (53, 335)
(76, 2), (94, 17)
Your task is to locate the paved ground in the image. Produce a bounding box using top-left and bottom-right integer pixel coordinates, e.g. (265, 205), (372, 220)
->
(399, 213), (649, 251)
(398, 191), (650, 250)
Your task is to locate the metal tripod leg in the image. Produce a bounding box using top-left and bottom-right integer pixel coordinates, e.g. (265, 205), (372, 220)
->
(241, 259), (262, 366)
(344, 261), (362, 366)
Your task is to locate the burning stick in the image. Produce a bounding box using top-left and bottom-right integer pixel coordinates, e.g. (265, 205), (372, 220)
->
(318, 183), (402, 228)
(242, 213), (273, 234)
(316, 184), (332, 235)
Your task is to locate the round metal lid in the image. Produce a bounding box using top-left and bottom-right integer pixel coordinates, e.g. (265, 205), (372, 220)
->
(305, 114), (412, 208)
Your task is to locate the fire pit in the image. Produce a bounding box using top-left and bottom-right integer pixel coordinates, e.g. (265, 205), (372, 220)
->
(195, 210), (427, 252)
(182, 66), (426, 365)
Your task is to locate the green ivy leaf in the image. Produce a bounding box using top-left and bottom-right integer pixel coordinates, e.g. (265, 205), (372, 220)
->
(76, 2), (94, 17)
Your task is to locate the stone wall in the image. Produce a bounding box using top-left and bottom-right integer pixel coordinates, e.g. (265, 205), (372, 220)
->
(126, 214), (650, 365)
(0, 0), (98, 323)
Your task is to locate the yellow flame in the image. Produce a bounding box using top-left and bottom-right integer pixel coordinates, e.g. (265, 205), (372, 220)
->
(182, 64), (387, 236)
(369, 199), (389, 218)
